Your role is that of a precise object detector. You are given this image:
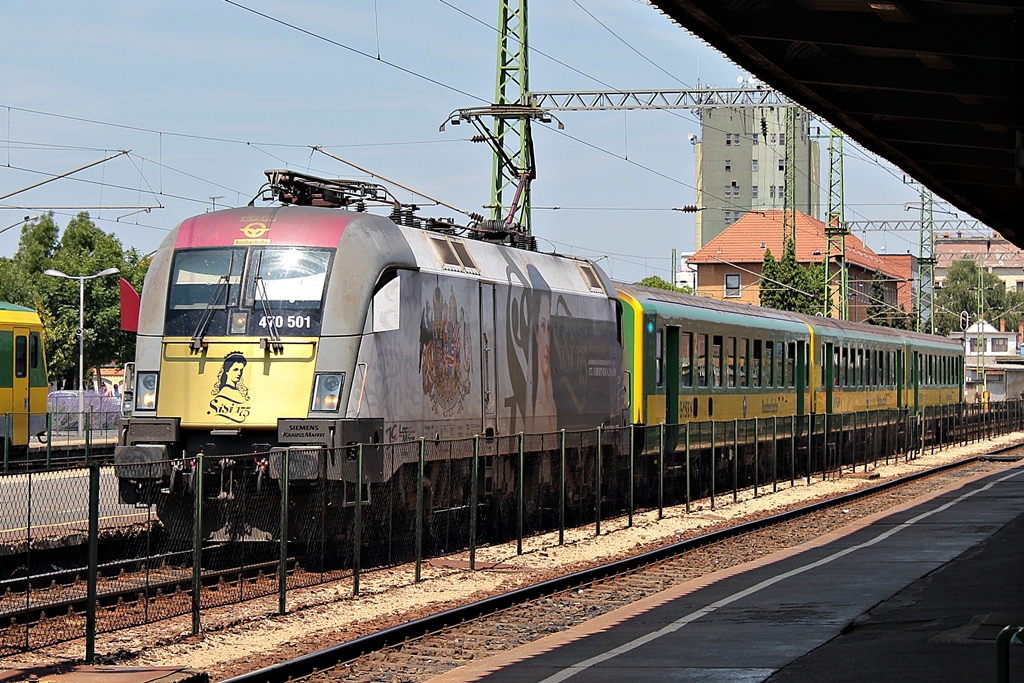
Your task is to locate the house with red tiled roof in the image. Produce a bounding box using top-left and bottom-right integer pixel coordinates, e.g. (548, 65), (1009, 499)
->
(687, 210), (910, 323)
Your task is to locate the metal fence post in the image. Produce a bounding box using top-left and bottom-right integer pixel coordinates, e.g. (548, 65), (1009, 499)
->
(470, 435), (479, 570)
(628, 426), (634, 528)
(192, 451), (204, 635)
(279, 448), (289, 614)
(753, 417), (759, 497)
(517, 433), (524, 556)
(559, 429), (566, 545)
(85, 463), (100, 662)
(792, 414), (799, 487)
(732, 419), (739, 503)
(710, 420), (716, 510)
(772, 415), (778, 493)
(354, 444), (363, 595)
(685, 422), (691, 514)
(415, 438), (425, 582)
(595, 426), (602, 536)
(85, 411), (91, 465)
(658, 423), (664, 520)
(45, 412), (52, 470)
(3, 414), (9, 473)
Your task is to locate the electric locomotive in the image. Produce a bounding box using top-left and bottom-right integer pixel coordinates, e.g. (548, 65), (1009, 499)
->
(114, 171), (625, 539)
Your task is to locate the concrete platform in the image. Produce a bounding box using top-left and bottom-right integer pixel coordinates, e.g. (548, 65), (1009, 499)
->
(434, 463), (1024, 682)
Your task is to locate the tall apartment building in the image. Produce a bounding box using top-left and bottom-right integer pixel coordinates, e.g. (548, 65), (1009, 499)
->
(693, 106), (821, 250)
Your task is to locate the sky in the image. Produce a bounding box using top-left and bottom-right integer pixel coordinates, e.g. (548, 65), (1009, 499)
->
(0, 0), (982, 284)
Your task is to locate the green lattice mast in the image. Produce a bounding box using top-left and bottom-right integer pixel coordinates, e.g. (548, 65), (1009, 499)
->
(824, 128), (849, 319)
(492, 0), (533, 233)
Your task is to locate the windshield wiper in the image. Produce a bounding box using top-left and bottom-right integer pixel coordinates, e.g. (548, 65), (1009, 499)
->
(190, 252), (235, 351)
(253, 251), (284, 354)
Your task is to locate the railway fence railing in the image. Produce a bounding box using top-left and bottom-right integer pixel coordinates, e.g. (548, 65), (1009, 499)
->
(0, 400), (1021, 662)
(2, 409), (121, 473)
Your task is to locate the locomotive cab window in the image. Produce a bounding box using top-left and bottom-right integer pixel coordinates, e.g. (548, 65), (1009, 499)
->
(168, 248), (244, 311)
(165, 246), (332, 338)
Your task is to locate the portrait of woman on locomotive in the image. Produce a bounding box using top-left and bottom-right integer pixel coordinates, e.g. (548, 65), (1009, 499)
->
(209, 352), (250, 423)
(528, 265), (557, 434)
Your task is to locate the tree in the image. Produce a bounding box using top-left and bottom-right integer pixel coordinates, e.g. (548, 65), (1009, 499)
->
(933, 258), (1015, 337)
(759, 236), (821, 315)
(635, 275), (691, 294)
(0, 212), (148, 388)
(865, 269), (907, 327)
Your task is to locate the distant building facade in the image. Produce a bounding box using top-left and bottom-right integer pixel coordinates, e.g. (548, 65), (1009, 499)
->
(950, 319), (1024, 402)
(934, 233), (1024, 292)
(693, 105), (820, 250)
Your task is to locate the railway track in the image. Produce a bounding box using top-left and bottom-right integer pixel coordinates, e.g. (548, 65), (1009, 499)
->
(218, 446), (1024, 683)
(0, 547), (296, 634)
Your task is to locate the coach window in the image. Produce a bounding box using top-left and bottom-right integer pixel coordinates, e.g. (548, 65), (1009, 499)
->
(656, 328), (664, 388)
(726, 337), (736, 388)
(775, 341), (784, 387)
(738, 338), (749, 387)
(786, 344), (794, 387)
(696, 334), (708, 387)
(681, 332), (693, 387)
(765, 341), (774, 387)
(15, 335), (27, 379)
(29, 332), (40, 370)
(712, 335), (723, 388)
(752, 340), (762, 388)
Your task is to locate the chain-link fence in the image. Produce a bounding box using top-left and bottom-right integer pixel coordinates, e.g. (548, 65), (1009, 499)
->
(1, 401), (1021, 661)
(2, 409), (120, 473)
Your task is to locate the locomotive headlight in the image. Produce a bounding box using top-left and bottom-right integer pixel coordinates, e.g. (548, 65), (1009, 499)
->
(230, 310), (249, 334)
(311, 373), (344, 412)
(136, 372), (159, 411)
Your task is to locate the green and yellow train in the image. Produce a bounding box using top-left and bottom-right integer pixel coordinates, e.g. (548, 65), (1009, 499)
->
(617, 283), (963, 427)
(0, 302), (48, 455)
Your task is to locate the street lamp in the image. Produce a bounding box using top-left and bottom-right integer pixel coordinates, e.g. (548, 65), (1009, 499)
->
(43, 266), (120, 432)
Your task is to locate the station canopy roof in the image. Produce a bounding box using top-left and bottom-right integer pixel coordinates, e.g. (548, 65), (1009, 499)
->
(650, 0), (1023, 246)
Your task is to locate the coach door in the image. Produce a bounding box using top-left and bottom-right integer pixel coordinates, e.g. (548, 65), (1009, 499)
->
(912, 350), (920, 413)
(479, 283), (497, 439)
(665, 327), (680, 425)
(11, 327), (29, 446)
(824, 342), (834, 414)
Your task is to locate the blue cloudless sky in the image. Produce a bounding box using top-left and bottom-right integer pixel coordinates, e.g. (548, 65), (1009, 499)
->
(1, 0), (968, 283)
